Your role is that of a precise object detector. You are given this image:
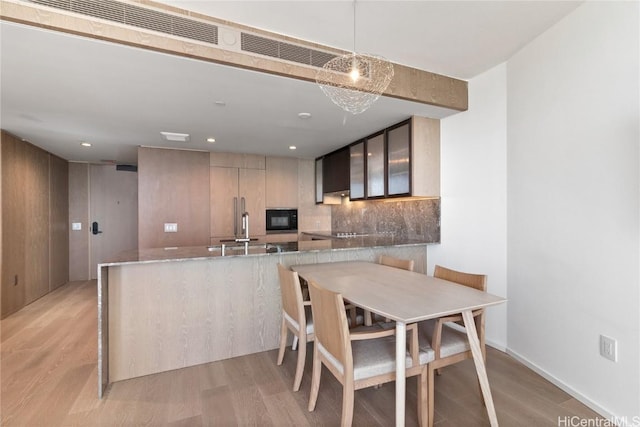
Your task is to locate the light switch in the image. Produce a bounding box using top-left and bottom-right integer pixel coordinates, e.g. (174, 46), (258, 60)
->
(72, 222), (82, 231)
(164, 223), (178, 233)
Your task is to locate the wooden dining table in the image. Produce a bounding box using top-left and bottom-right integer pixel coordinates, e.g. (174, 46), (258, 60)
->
(291, 261), (506, 427)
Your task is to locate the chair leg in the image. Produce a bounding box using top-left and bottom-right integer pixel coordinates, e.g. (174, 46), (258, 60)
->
(341, 379), (355, 427)
(417, 369), (429, 427)
(292, 335), (299, 351)
(428, 366), (435, 427)
(293, 333), (306, 392)
(364, 310), (372, 326)
(277, 317), (287, 366)
(308, 344), (321, 412)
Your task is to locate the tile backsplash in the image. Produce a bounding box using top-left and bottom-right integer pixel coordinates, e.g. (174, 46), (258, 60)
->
(332, 198), (440, 242)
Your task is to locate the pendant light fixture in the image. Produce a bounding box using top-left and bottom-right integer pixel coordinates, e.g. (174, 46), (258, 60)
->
(316, 0), (394, 115)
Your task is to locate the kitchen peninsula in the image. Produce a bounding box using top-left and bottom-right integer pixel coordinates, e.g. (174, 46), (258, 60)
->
(97, 236), (432, 397)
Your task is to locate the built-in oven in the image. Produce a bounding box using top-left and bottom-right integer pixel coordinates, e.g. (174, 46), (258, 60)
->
(266, 209), (298, 232)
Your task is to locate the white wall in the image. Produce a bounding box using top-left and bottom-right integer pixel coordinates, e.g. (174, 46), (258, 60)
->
(507, 1), (639, 420)
(429, 63), (508, 350)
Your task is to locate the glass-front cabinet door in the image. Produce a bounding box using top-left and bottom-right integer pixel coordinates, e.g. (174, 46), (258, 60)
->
(349, 141), (365, 200)
(366, 133), (385, 198)
(387, 121), (411, 196)
(315, 157), (323, 204)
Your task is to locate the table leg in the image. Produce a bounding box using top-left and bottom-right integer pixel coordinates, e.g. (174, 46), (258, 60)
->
(396, 321), (406, 427)
(461, 310), (498, 426)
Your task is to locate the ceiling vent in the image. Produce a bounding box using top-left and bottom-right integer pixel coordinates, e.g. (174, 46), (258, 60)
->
(26, 0), (218, 45)
(240, 33), (337, 68)
(25, 0), (340, 71)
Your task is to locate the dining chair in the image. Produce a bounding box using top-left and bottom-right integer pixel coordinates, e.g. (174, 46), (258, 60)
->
(276, 263), (314, 391)
(306, 279), (433, 427)
(418, 264), (488, 425)
(364, 255), (415, 325)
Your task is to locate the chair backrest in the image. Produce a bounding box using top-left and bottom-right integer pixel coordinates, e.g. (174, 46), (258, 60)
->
(307, 279), (352, 368)
(277, 263), (305, 324)
(379, 255), (415, 272)
(433, 265), (487, 291)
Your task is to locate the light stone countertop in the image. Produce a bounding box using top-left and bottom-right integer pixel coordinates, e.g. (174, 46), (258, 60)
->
(99, 235), (434, 267)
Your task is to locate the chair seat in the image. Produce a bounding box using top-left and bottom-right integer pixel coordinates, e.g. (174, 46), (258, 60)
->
(319, 332), (434, 381)
(284, 307), (314, 335)
(418, 319), (470, 358)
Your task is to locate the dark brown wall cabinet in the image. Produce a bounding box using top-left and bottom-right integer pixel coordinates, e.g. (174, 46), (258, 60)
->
(349, 116), (439, 200)
(320, 146), (350, 194)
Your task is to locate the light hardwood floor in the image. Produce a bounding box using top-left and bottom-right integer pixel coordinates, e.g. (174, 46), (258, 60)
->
(1, 280), (602, 426)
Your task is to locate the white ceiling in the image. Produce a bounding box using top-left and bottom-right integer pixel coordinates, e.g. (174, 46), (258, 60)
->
(0, 1), (582, 164)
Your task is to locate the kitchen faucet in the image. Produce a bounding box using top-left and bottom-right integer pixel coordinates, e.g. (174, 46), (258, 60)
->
(235, 211), (250, 254)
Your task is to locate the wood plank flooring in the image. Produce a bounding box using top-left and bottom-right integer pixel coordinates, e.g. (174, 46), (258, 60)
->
(1, 280), (603, 426)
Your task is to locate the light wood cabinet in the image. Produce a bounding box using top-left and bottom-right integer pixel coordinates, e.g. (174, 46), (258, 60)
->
(210, 152), (265, 169)
(264, 232), (299, 243)
(210, 166), (266, 238)
(409, 116), (440, 198)
(266, 156), (298, 208)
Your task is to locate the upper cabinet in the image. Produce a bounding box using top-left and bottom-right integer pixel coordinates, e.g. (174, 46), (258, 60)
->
(348, 116), (440, 201)
(387, 121), (411, 196)
(315, 158), (324, 204)
(366, 132), (385, 198)
(321, 146), (350, 194)
(349, 141), (365, 199)
(266, 156), (298, 208)
(409, 116), (440, 198)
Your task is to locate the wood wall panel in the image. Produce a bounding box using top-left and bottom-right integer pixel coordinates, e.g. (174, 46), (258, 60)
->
(68, 162), (90, 281)
(1, 131), (70, 318)
(1, 132), (26, 317)
(49, 155), (69, 290)
(138, 147), (210, 249)
(23, 142), (50, 303)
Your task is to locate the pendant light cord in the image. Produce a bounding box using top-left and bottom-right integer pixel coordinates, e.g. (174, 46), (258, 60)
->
(352, 0), (357, 54)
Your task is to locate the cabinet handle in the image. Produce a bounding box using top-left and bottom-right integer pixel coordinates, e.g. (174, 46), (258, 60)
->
(233, 197), (238, 236)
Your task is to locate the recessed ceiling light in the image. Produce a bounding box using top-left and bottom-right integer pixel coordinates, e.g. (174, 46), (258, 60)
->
(214, 101), (226, 107)
(207, 137), (216, 143)
(298, 112), (312, 119)
(80, 142), (92, 147)
(160, 132), (190, 142)
(289, 145), (297, 150)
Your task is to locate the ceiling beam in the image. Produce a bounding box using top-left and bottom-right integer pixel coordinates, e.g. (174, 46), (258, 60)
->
(1, 0), (468, 112)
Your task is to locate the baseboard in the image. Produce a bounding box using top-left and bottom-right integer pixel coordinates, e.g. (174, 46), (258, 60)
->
(486, 339), (507, 352)
(506, 348), (628, 426)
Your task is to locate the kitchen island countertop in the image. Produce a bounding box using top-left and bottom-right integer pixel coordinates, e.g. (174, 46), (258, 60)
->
(100, 235), (433, 266)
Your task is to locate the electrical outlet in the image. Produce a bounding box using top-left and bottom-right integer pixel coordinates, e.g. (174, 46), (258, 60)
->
(600, 335), (617, 362)
(164, 223), (178, 233)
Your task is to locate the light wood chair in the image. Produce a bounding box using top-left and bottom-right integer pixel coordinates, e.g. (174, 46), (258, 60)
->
(276, 263), (314, 391)
(419, 264), (488, 426)
(306, 279), (433, 427)
(364, 255), (415, 325)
